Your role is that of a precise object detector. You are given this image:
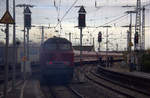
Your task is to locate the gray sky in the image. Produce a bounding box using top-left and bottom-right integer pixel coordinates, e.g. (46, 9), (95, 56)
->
(0, 0), (150, 51)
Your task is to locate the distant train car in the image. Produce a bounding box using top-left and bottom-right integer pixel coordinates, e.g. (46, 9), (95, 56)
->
(39, 37), (74, 83)
(74, 50), (99, 63)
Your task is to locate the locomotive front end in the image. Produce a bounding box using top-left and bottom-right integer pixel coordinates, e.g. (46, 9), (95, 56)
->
(39, 37), (74, 83)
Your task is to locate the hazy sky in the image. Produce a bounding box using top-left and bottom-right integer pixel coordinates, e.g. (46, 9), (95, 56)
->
(0, 0), (150, 51)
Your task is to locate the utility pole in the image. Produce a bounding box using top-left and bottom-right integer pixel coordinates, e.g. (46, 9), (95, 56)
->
(129, 12), (133, 72)
(69, 32), (71, 42)
(93, 37), (95, 51)
(0, 1), (15, 97)
(4, 0), (9, 98)
(12, 0), (16, 90)
(106, 27), (109, 67)
(65, 32), (72, 42)
(126, 11), (136, 71)
(127, 30), (130, 50)
(104, 26), (111, 67)
(32, 25), (53, 45)
(41, 26), (44, 44)
(98, 26), (111, 67)
(116, 43), (118, 52)
(141, 2), (150, 50)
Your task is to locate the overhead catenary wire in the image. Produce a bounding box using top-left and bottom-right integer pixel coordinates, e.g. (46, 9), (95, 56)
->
(96, 13), (129, 28)
(91, 13), (129, 33)
(54, 0), (79, 28)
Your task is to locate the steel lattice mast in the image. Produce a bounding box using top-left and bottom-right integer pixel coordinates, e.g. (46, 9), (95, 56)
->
(141, 7), (145, 50)
(135, 0), (142, 50)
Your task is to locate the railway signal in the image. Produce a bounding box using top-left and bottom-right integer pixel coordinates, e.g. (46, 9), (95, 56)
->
(24, 6), (31, 28)
(134, 32), (139, 44)
(98, 31), (102, 42)
(98, 31), (102, 52)
(78, 6), (86, 27)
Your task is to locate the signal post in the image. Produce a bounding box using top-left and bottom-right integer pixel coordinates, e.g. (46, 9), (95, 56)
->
(24, 6), (32, 77)
(77, 6), (86, 82)
(78, 6), (86, 64)
(16, 4), (33, 80)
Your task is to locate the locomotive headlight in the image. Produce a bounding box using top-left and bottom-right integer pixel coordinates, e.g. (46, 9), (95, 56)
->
(46, 61), (53, 65)
(49, 61), (53, 64)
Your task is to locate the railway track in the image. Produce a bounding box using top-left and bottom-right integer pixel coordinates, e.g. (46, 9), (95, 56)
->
(41, 85), (85, 98)
(83, 65), (150, 98)
(97, 66), (150, 96)
(73, 65), (127, 98)
(0, 79), (24, 98)
(39, 62), (150, 98)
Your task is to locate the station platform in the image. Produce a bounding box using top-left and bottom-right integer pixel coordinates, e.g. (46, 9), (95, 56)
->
(105, 62), (150, 79)
(5, 79), (44, 98)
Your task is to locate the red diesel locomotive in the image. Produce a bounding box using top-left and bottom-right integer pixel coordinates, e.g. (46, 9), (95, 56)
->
(39, 37), (74, 83)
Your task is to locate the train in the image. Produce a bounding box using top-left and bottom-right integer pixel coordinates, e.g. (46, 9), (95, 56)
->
(0, 37), (123, 83)
(39, 37), (74, 83)
(0, 40), (123, 67)
(39, 37), (123, 83)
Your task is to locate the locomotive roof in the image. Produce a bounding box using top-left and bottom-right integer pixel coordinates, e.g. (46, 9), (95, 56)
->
(44, 37), (71, 44)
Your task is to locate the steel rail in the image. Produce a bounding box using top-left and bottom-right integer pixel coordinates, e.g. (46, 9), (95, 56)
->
(66, 85), (85, 98)
(46, 85), (84, 98)
(85, 72), (135, 98)
(97, 66), (150, 96)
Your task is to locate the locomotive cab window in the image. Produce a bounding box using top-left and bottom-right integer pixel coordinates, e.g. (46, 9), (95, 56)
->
(59, 43), (71, 50)
(44, 43), (57, 50)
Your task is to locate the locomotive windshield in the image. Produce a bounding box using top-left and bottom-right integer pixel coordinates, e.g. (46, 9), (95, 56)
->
(44, 43), (57, 50)
(44, 42), (71, 51)
(59, 43), (71, 50)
